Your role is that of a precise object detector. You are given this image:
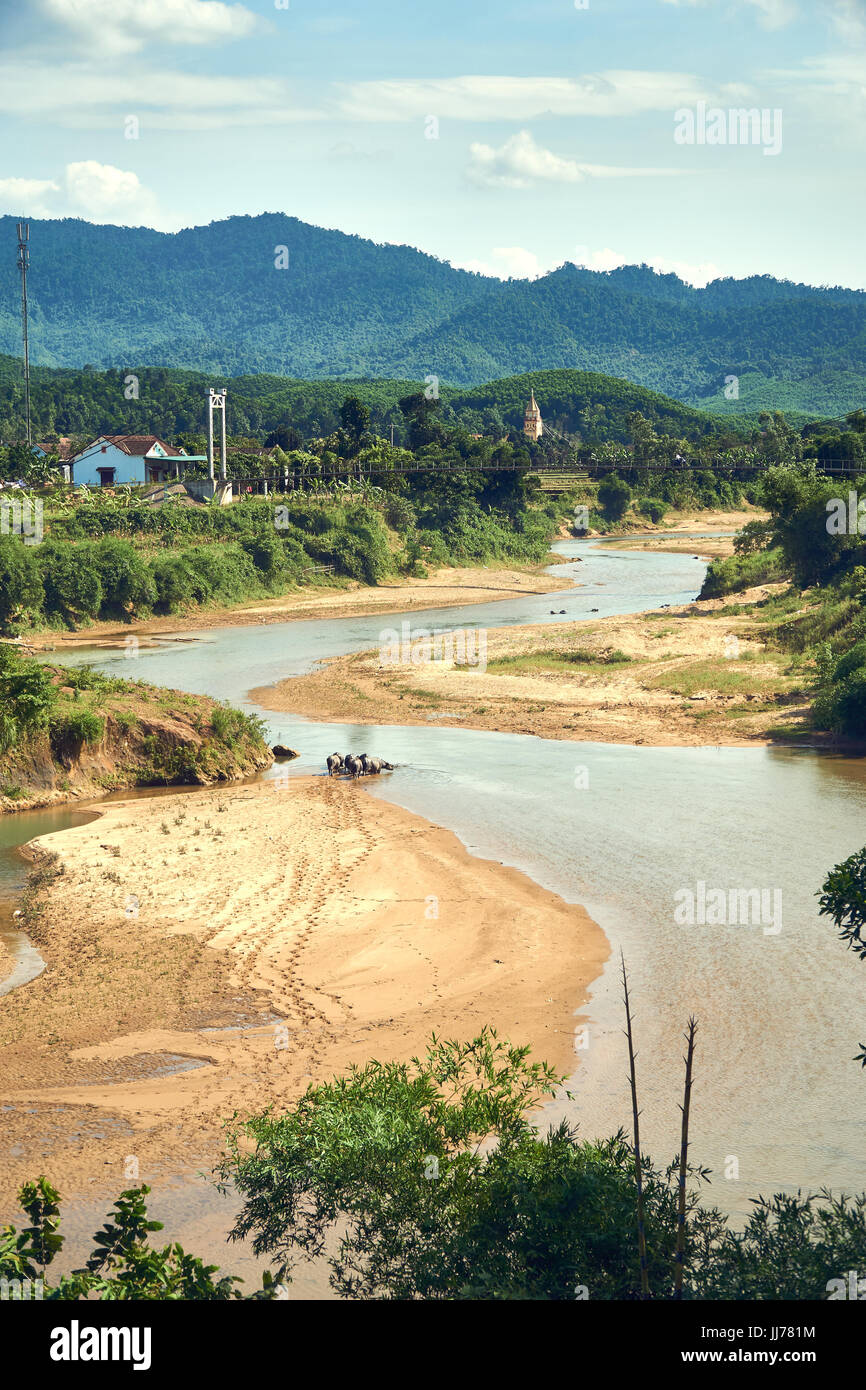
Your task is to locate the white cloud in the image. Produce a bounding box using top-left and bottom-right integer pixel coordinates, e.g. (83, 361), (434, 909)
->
(467, 130), (691, 190)
(0, 60), (315, 130)
(468, 132), (582, 188)
(826, 0), (866, 40)
(453, 247), (550, 280)
(64, 161), (161, 224)
(763, 49), (866, 129)
(573, 245), (723, 287)
(0, 59), (748, 136)
(0, 177), (61, 218)
(336, 72), (740, 123)
(454, 244), (722, 285)
(0, 161), (166, 227)
(41, 0), (260, 55)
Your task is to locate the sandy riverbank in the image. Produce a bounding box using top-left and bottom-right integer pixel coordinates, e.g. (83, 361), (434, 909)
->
(0, 776), (607, 1214)
(586, 509), (765, 559)
(22, 563), (574, 651)
(252, 582), (812, 748)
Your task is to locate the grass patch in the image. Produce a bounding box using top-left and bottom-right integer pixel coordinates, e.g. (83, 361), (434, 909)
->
(486, 648), (632, 676)
(643, 655), (792, 698)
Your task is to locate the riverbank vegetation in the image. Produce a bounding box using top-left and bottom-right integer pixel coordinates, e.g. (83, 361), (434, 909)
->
(221, 1029), (866, 1300)
(0, 392), (570, 635)
(6, 1028), (862, 1300)
(0, 391), (838, 638)
(0, 1178), (276, 1300)
(699, 444), (866, 737)
(0, 647), (270, 810)
(820, 846), (866, 1069)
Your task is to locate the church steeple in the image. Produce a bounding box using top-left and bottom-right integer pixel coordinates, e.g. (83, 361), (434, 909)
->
(524, 391), (543, 441)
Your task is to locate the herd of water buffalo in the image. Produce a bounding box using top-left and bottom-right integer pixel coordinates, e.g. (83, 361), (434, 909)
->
(326, 752), (395, 779)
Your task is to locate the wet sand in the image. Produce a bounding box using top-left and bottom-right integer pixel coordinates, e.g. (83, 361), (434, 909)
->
(251, 583), (811, 749)
(0, 776), (607, 1220)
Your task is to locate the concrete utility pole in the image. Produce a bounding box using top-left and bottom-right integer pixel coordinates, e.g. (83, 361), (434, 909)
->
(207, 388), (228, 484)
(16, 221), (31, 447)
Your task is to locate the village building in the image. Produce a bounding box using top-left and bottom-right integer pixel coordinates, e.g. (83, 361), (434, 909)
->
(523, 392), (543, 441)
(32, 437), (75, 463)
(70, 435), (201, 487)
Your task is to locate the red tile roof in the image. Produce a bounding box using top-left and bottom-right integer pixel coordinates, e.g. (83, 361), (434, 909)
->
(36, 438), (75, 460)
(100, 435), (187, 458)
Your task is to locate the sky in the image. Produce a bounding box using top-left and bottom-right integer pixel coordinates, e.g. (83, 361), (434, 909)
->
(0, 0), (864, 288)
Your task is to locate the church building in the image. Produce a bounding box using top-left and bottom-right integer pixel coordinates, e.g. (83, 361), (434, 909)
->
(523, 392), (543, 441)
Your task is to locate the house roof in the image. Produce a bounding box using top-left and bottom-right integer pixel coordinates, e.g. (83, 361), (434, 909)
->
(34, 438), (74, 460)
(99, 435), (188, 458)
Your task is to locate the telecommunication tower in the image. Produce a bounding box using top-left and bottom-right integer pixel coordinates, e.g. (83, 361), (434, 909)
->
(16, 221), (32, 446)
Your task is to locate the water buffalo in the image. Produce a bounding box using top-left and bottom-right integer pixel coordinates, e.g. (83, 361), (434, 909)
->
(326, 753), (343, 777)
(364, 757), (395, 776)
(344, 755), (363, 780)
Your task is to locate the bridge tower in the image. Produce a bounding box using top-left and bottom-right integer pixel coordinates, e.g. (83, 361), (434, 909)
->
(207, 388), (228, 483)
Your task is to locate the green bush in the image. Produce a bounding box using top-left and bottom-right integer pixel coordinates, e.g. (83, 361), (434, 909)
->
(637, 497), (668, 524)
(210, 703), (267, 748)
(149, 553), (206, 611)
(832, 640), (866, 684)
(91, 537), (157, 616)
(222, 1029), (866, 1301)
(597, 474), (632, 522)
(61, 666), (129, 694)
(50, 708), (105, 749)
(240, 532), (298, 585)
(0, 1178), (275, 1300)
(0, 535), (44, 634)
(38, 542), (103, 626)
(0, 647), (56, 751)
(813, 667), (866, 737)
(149, 545), (263, 611)
(699, 547), (786, 599)
(775, 594), (862, 653)
(382, 494), (417, 533)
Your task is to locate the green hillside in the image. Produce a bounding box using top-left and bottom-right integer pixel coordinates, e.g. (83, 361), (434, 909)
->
(446, 370), (734, 442)
(1, 215), (864, 418)
(0, 358), (737, 446)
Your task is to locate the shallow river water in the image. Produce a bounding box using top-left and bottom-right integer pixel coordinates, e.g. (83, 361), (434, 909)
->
(7, 538), (866, 1227)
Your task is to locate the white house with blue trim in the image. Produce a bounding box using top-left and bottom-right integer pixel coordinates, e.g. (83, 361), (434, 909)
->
(70, 435), (198, 488)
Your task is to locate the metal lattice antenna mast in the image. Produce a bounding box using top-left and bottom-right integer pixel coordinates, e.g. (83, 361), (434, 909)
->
(16, 221), (32, 447)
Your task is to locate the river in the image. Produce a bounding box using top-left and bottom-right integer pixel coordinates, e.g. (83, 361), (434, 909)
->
(5, 537), (866, 1231)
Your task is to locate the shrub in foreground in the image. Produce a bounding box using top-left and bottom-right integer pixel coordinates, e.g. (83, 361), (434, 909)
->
(221, 1030), (866, 1300)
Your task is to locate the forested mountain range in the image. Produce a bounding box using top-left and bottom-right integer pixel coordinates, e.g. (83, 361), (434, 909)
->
(0, 358), (738, 447)
(1, 214), (864, 418)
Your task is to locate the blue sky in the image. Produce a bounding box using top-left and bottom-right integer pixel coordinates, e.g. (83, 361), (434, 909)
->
(0, 0), (864, 287)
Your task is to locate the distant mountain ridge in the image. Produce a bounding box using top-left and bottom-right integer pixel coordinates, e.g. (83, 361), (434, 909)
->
(0, 213), (864, 418)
